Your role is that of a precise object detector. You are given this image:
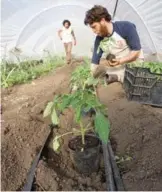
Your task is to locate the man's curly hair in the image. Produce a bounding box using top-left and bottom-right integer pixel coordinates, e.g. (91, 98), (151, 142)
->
(84, 5), (111, 25)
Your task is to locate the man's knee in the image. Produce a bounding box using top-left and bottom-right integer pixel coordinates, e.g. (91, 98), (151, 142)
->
(106, 67), (125, 83)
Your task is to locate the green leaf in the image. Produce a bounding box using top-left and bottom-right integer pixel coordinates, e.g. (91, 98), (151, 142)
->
(51, 107), (59, 125)
(70, 92), (81, 108)
(83, 105), (92, 113)
(70, 99), (80, 108)
(53, 136), (60, 152)
(70, 65), (91, 88)
(125, 156), (132, 161)
(59, 95), (72, 111)
(43, 102), (53, 117)
(115, 156), (120, 160)
(86, 76), (98, 86)
(94, 112), (110, 143)
(86, 97), (102, 109)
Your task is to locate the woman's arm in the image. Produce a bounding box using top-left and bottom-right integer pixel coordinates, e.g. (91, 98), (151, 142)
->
(71, 30), (76, 45)
(58, 29), (62, 40)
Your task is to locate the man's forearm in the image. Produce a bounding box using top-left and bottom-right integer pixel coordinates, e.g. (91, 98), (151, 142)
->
(120, 50), (140, 64)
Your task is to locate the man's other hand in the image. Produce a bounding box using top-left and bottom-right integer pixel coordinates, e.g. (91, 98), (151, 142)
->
(91, 63), (98, 76)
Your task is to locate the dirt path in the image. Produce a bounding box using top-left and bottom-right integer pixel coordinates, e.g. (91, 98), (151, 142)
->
(1, 61), (162, 191)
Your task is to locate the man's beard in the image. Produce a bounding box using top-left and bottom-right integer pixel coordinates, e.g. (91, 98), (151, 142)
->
(99, 24), (108, 37)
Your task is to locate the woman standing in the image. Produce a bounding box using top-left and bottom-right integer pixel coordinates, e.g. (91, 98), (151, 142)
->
(58, 20), (77, 64)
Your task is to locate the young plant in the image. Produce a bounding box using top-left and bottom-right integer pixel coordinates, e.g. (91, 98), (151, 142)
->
(70, 64), (99, 91)
(70, 65), (110, 144)
(53, 122), (93, 152)
(44, 88), (110, 151)
(129, 61), (162, 74)
(44, 62), (110, 152)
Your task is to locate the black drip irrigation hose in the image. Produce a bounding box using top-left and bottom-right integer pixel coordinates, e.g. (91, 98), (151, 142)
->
(102, 142), (125, 191)
(22, 125), (56, 191)
(83, 108), (125, 191)
(102, 142), (116, 191)
(108, 142), (125, 191)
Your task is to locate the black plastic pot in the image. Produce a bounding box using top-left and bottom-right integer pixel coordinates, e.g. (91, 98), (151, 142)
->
(68, 135), (101, 175)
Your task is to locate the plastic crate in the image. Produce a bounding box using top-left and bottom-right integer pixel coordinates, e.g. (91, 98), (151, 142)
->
(123, 65), (162, 107)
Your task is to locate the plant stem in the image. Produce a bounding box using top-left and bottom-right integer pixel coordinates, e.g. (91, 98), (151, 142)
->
(4, 67), (15, 84)
(81, 130), (85, 145)
(79, 121), (85, 145)
(56, 131), (73, 139)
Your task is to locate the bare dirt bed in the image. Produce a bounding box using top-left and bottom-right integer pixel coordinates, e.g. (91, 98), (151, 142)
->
(1, 61), (162, 191)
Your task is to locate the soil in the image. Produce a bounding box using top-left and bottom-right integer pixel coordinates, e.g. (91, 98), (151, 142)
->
(69, 135), (100, 151)
(1, 60), (162, 191)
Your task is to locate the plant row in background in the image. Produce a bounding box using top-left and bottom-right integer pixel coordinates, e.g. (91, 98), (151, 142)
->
(1, 55), (65, 88)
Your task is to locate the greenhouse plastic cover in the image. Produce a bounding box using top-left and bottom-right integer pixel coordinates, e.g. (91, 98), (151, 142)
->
(1, 0), (162, 61)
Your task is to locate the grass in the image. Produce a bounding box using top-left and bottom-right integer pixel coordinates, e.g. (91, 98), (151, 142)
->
(1, 55), (65, 88)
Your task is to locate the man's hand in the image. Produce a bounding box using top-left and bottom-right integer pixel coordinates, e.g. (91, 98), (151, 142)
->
(107, 50), (141, 66)
(91, 63), (98, 76)
(107, 59), (121, 66)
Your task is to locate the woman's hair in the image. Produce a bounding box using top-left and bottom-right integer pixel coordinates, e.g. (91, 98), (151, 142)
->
(62, 20), (71, 26)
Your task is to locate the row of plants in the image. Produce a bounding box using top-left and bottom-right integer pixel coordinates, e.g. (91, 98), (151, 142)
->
(1, 55), (65, 88)
(43, 62), (110, 173)
(128, 61), (162, 74)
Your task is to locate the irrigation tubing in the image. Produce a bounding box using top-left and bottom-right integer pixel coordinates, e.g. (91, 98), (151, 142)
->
(108, 142), (125, 191)
(89, 134), (124, 191)
(84, 108), (123, 191)
(102, 142), (116, 191)
(22, 125), (55, 191)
